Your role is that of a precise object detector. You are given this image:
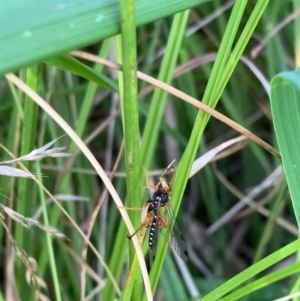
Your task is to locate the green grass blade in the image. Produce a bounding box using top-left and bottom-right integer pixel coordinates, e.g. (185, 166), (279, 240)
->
(172, 0), (268, 238)
(201, 239), (300, 301)
(57, 41), (112, 192)
(15, 64), (43, 295)
(45, 54), (118, 91)
(220, 261), (300, 301)
(103, 223), (128, 301)
(159, 254), (188, 301)
(205, 1), (247, 106)
(139, 10), (190, 298)
(172, 0), (247, 241)
(270, 69), (300, 228)
(36, 166), (62, 301)
(217, 0), (270, 100)
(140, 10), (190, 172)
(118, 0), (141, 299)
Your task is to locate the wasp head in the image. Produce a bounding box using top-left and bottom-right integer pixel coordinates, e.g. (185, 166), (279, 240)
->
(159, 178), (171, 194)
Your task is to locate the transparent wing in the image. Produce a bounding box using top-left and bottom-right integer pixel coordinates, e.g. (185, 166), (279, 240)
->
(160, 203), (188, 261)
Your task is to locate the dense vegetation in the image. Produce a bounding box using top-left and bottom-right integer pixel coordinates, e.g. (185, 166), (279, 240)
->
(1, 1), (300, 301)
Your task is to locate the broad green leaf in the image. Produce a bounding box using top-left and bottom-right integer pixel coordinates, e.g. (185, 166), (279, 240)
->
(270, 69), (300, 229)
(1, 0), (208, 75)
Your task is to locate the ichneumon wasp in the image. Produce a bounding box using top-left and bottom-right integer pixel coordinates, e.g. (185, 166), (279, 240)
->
(127, 160), (188, 265)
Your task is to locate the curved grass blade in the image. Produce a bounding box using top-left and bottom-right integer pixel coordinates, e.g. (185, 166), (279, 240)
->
(45, 54), (118, 92)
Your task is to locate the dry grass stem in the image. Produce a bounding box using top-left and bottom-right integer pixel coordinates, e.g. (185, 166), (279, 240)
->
(0, 215), (50, 301)
(1, 136), (71, 164)
(70, 51), (280, 159)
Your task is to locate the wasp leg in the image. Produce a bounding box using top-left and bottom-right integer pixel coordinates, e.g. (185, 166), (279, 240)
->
(118, 206), (144, 210)
(118, 202), (148, 211)
(158, 214), (168, 229)
(139, 167), (159, 190)
(127, 211), (153, 239)
(127, 224), (144, 239)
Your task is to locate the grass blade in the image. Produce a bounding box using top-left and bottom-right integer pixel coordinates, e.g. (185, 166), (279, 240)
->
(201, 239), (300, 301)
(45, 54), (118, 92)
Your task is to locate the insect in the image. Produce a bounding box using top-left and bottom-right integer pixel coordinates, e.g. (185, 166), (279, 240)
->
(127, 160), (188, 265)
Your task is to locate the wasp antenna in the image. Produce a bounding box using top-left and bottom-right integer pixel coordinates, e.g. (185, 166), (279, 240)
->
(160, 159), (176, 179)
(168, 159), (176, 168)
